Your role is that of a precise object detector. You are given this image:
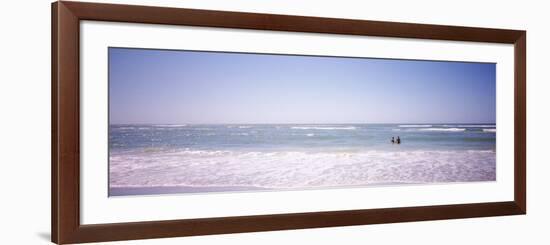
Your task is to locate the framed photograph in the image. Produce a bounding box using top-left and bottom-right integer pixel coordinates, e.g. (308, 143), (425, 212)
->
(52, 1), (526, 244)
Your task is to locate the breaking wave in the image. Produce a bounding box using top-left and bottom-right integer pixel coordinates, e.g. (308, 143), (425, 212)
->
(419, 128), (466, 132)
(110, 149), (496, 189)
(399, 125), (432, 128)
(291, 126), (356, 130)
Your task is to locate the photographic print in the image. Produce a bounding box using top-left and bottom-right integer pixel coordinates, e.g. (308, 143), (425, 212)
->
(108, 47), (496, 196)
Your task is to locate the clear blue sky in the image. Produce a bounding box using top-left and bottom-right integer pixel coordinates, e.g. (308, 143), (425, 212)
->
(109, 47), (496, 124)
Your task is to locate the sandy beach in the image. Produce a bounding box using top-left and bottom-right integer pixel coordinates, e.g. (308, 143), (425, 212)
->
(109, 185), (268, 196)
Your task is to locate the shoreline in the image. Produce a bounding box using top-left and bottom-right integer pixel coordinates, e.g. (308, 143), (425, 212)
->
(108, 180), (496, 197)
(109, 185), (269, 196)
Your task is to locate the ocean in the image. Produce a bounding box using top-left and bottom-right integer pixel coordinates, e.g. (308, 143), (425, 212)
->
(109, 124), (496, 196)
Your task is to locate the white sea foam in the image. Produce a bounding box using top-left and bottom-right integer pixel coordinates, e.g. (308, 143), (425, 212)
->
(231, 133), (249, 136)
(398, 125), (432, 128)
(110, 149), (496, 189)
(306, 133), (315, 137)
(291, 126), (356, 130)
(483, 129), (497, 133)
(444, 125), (495, 128)
(153, 124), (188, 127)
(420, 128), (466, 132)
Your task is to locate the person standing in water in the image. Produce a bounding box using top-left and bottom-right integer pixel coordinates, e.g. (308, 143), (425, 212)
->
(391, 137), (395, 144)
(397, 136), (401, 144)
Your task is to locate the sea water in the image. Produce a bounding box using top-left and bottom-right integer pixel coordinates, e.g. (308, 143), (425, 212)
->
(109, 124), (496, 194)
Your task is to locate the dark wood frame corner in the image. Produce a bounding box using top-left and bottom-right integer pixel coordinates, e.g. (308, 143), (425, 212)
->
(52, 1), (526, 244)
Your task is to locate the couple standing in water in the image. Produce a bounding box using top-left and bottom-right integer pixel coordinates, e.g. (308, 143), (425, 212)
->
(391, 136), (401, 144)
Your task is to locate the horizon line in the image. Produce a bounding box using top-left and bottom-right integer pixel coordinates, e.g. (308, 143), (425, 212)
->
(109, 122), (497, 125)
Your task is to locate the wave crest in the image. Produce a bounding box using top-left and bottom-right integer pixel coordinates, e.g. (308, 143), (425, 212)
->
(110, 149), (496, 190)
(291, 126), (356, 130)
(419, 128), (465, 132)
(153, 124), (187, 127)
(399, 125), (432, 128)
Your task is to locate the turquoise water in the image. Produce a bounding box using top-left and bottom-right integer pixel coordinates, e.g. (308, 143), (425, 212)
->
(109, 124), (496, 193)
(110, 124), (495, 152)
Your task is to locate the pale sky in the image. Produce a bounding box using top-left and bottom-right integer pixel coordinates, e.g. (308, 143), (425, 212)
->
(109, 47), (496, 124)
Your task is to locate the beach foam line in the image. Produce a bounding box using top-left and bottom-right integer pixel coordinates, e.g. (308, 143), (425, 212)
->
(153, 124), (188, 127)
(483, 129), (497, 133)
(116, 127), (136, 130)
(398, 125), (432, 128)
(119, 148), (496, 159)
(231, 133), (249, 136)
(109, 149), (496, 191)
(291, 126), (356, 130)
(444, 125), (496, 128)
(420, 128), (465, 132)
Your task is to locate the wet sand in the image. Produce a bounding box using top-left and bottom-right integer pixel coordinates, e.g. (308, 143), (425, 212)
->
(109, 185), (268, 196)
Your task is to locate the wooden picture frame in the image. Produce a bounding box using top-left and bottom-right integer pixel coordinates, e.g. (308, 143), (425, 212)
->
(52, 1), (526, 244)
